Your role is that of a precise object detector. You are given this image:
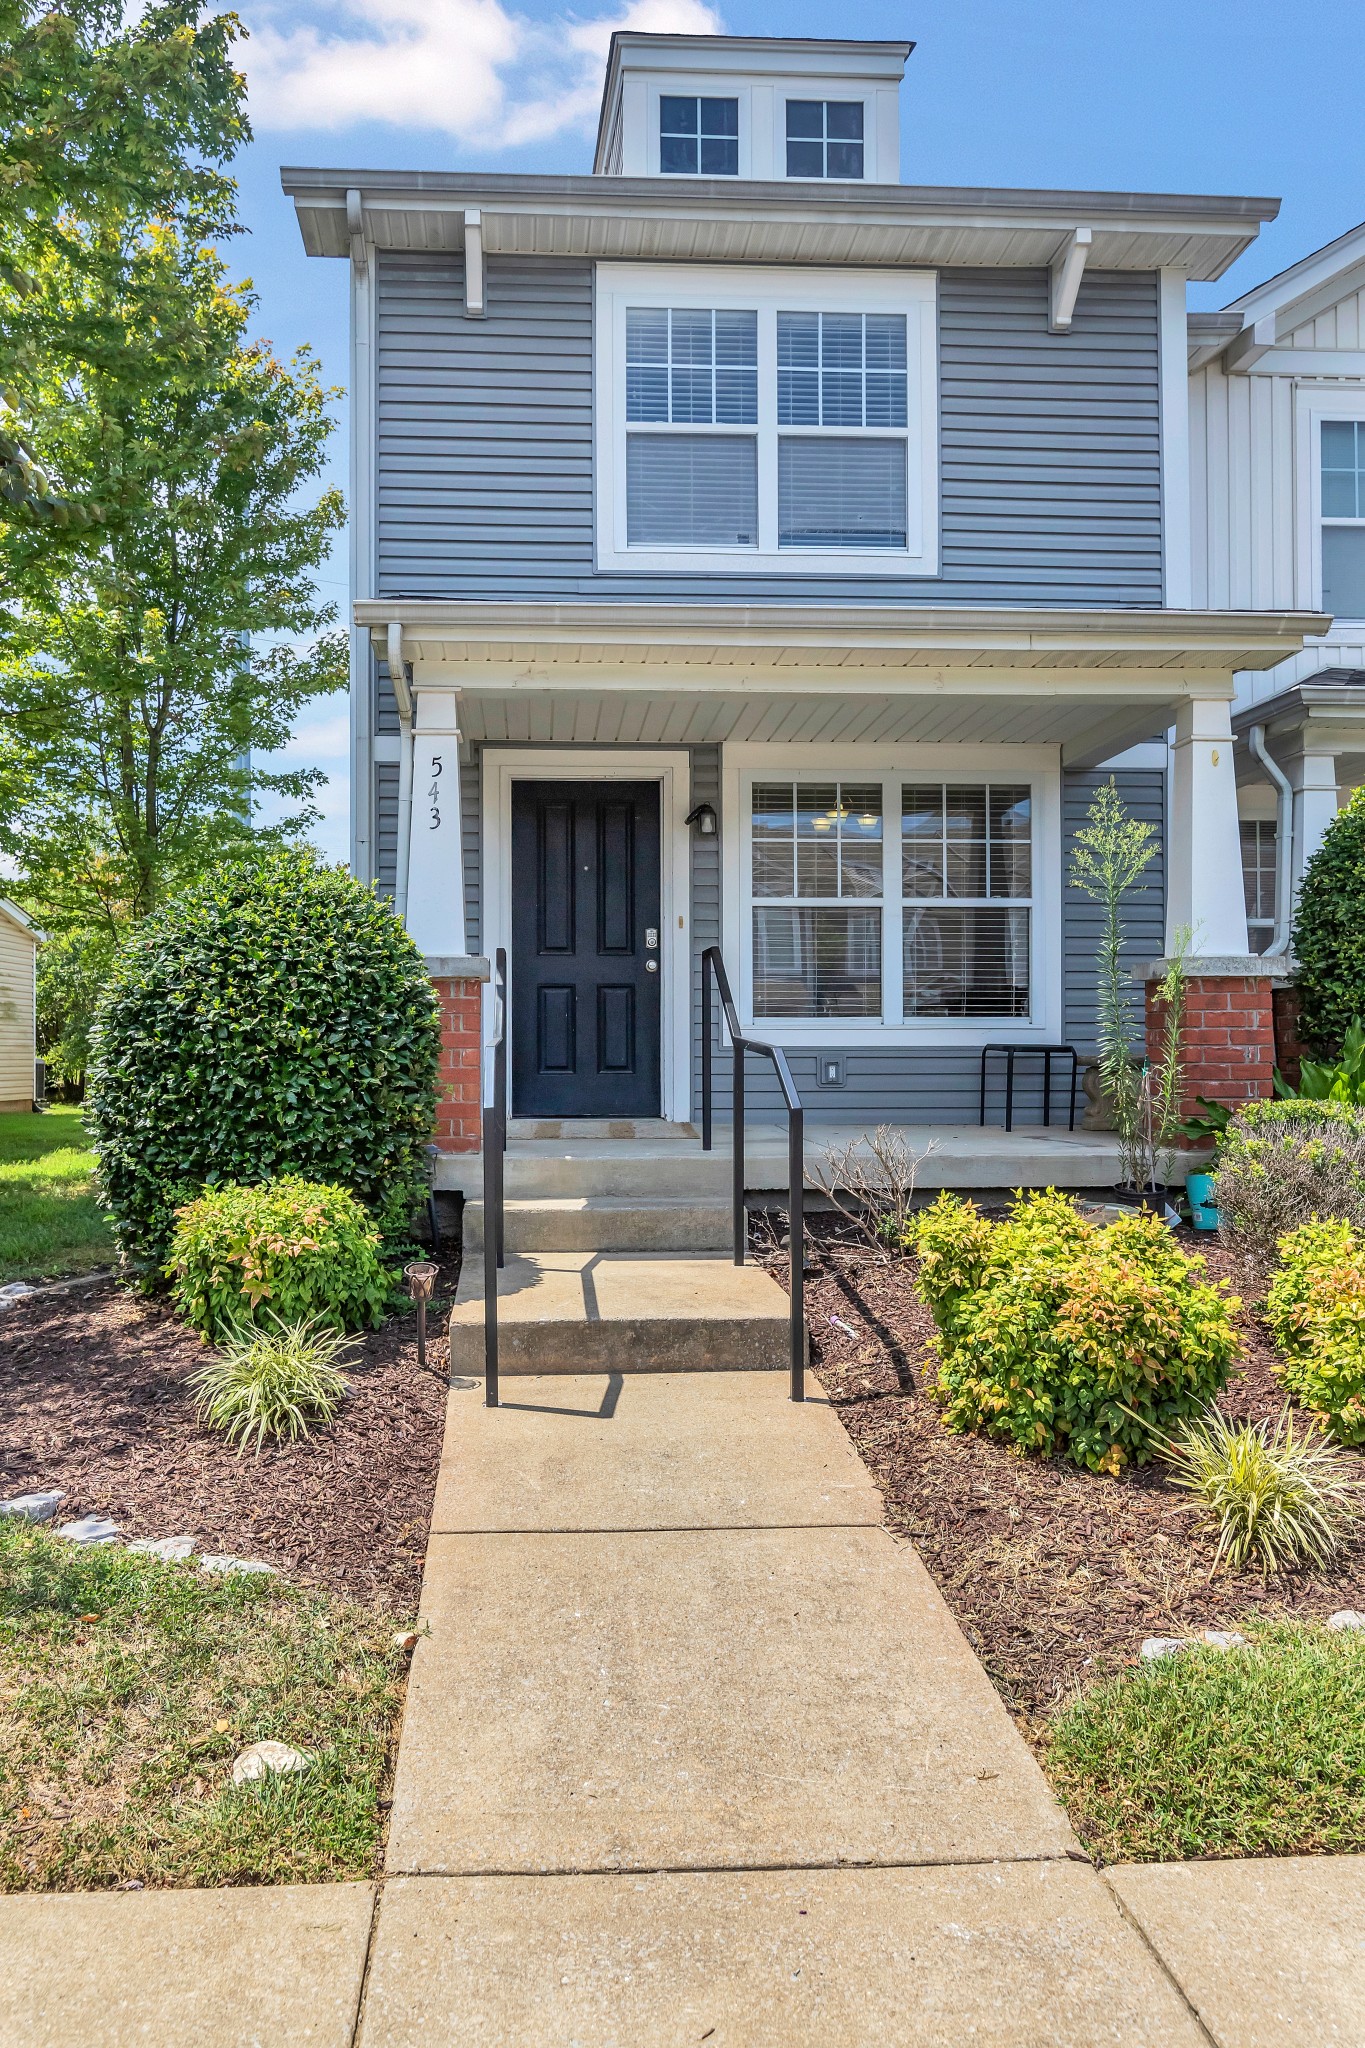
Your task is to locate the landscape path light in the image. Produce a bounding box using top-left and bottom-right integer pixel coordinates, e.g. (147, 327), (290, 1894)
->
(404, 1261), (438, 1369)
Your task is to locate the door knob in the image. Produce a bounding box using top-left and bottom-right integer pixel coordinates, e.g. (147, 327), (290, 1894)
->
(646, 960), (658, 973)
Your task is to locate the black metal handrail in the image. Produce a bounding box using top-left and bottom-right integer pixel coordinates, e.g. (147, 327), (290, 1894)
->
(701, 946), (805, 1402)
(482, 945), (507, 1407)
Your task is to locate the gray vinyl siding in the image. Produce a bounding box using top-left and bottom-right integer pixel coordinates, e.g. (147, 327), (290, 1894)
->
(375, 762), (399, 898)
(1062, 766), (1166, 1058)
(375, 254), (1163, 609)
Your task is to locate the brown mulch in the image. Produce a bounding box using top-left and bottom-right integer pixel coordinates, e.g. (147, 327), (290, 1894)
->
(0, 1269), (458, 1613)
(759, 1214), (1365, 1734)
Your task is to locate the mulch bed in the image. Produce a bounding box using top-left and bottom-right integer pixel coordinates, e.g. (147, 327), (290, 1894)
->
(758, 1213), (1365, 1736)
(0, 1269), (458, 1613)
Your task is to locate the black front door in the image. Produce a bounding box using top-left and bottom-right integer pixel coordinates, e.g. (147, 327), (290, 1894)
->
(510, 780), (662, 1118)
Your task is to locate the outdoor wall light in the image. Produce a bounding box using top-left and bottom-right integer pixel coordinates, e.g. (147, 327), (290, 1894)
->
(685, 802), (718, 837)
(405, 1260), (438, 1369)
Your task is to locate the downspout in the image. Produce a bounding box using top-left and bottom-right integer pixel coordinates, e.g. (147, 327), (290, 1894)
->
(388, 621), (414, 921)
(1248, 723), (1293, 957)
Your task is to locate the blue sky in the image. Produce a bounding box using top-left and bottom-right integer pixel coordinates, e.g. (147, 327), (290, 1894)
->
(235, 0), (1365, 858)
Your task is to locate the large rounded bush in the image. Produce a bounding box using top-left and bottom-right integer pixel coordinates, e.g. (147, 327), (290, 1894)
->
(87, 848), (442, 1270)
(1215, 1099), (1365, 1274)
(1293, 786), (1365, 1053)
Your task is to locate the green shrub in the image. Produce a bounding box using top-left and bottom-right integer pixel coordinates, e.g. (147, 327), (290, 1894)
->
(1214, 1098), (1365, 1272)
(914, 1191), (1239, 1474)
(86, 847), (441, 1272)
(1265, 1218), (1365, 1445)
(1292, 784), (1365, 1053)
(190, 1312), (356, 1451)
(1146, 1404), (1362, 1572)
(1278, 1017), (1365, 1104)
(168, 1177), (391, 1342)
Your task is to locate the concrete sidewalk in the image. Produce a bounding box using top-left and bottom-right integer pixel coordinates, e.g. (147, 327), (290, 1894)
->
(6, 1372), (1363, 2046)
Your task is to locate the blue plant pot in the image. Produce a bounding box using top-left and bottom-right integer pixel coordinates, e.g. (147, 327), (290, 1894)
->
(1185, 1169), (1219, 1232)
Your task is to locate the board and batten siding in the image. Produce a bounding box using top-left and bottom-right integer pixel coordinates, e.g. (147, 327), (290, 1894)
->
(0, 916), (38, 1112)
(373, 252), (1163, 625)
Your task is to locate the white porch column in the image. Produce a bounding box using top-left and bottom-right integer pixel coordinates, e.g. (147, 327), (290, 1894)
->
(403, 688), (467, 956)
(1167, 695), (1250, 954)
(1284, 747), (1340, 894)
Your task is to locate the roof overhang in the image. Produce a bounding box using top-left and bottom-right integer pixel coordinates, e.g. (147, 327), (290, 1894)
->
(0, 898), (44, 945)
(1233, 676), (1365, 770)
(360, 603), (1326, 764)
(285, 168), (1277, 279)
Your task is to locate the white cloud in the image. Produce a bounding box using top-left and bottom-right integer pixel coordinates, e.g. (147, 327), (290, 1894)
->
(244, 0), (722, 145)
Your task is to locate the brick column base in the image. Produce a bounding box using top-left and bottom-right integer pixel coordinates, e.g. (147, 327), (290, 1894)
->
(426, 954), (491, 1154)
(1142, 958), (1291, 1120)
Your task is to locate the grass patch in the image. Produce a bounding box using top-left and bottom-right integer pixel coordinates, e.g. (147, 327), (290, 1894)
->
(1047, 1620), (1365, 1863)
(0, 1107), (113, 1282)
(0, 1521), (408, 1890)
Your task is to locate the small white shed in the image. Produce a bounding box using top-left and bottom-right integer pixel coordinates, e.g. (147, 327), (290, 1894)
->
(0, 900), (43, 1113)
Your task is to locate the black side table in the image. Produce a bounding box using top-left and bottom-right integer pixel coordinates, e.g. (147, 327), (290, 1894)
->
(979, 1044), (1080, 1133)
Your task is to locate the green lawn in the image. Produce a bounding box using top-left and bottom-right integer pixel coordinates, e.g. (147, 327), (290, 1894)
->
(0, 1106), (113, 1282)
(1047, 1620), (1365, 1862)
(0, 1522), (407, 1890)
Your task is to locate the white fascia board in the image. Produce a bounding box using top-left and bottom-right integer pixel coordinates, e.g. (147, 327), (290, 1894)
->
(1242, 349), (1365, 379)
(1226, 219), (1365, 320)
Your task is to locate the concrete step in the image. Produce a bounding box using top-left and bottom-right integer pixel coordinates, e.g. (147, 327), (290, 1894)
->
(447, 1253), (798, 1376)
(463, 1196), (732, 1254)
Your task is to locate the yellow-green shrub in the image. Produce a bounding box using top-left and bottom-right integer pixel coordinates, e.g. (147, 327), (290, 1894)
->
(913, 1191), (1240, 1474)
(1265, 1219), (1365, 1445)
(167, 1177), (392, 1343)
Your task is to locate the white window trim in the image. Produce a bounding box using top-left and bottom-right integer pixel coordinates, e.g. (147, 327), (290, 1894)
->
(720, 742), (1062, 1048)
(594, 262), (939, 578)
(479, 747), (693, 1124)
(1295, 384), (1365, 626)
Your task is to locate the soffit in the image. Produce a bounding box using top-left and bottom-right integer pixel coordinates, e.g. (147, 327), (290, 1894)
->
(285, 171), (1276, 279)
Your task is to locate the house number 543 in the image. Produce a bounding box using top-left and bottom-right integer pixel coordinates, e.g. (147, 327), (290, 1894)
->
(428, 752), (443, 830)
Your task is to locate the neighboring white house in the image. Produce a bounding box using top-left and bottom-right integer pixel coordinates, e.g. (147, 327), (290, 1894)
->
(0, 900), (42, 1114)
(1189, 219), (1365, 950)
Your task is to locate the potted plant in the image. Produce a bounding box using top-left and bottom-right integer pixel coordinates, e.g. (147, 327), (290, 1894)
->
(1179, 1096), (1232, 1230)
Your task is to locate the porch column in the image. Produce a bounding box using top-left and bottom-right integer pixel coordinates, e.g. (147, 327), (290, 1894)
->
(1166, 695), (1249, 955)
(1283, 745), (1340, 895)
(404, 688), (466, 957)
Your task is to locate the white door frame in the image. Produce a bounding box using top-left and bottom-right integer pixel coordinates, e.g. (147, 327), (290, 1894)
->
(480, 747), (693, 1122)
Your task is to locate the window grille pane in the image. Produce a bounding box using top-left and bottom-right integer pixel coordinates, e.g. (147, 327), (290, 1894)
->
(751, 845), (794, 898)
(1322, 420), (1365, 519)
(988, 786), (1032, 897)
(1323, 526), (1365, 617)
(660, 134), (697, 174)
(826, 101), (864, 139)
(903, 907), (1030, 1018)
(779, 438), (907, 548)
(903, 783), (1031, 902)
(661, 96), (738, 175)
(699, 137), (738, 174)
(827, 140), (864, 178)
(628, 308), (757, 429)
(902, 784), (945, 896)
(660, 95), (699, 134)
(700, 97), (739, 136)
(1240, 820), (1278, 925)
(785, 99), (824, 138)
(752, 781), (882, 901)
(753, 908), (882, 1017)
(751, 783), (796, 836)
(627, 435), (757, 546)
(777, 313), (906, 429)
(784, 99), (864, 177)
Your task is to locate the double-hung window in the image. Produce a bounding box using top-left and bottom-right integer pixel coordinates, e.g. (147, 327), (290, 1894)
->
(786, 99), (864, 179)
(737, 765), (1047, 1030)
(1321, 419), (1365, 619)
(1241, 819), (1278, 954)
(597, 265), (938, 576)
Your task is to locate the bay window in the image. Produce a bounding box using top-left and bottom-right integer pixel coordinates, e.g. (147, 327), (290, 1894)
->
(596, 264), (938, 575)
(735, 763), (1049, 1031)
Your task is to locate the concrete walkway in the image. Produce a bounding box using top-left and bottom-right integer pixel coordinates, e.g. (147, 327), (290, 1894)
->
(6, 1371), (1364, 2045)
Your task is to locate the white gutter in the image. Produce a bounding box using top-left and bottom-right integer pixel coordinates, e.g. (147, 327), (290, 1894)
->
(1248, 722), (1294, 956)
(388, 621), (414, 920)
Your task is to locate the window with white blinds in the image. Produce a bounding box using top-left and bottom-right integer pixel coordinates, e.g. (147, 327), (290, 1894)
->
(745, 772), (1038, 1025)
(597, 265), (937, 575)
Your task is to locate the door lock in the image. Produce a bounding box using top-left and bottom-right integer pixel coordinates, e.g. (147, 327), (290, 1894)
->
(645, 927), (658, 949)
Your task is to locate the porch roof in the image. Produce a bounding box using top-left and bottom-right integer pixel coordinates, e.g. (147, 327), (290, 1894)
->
(362, 601), (1327, 766)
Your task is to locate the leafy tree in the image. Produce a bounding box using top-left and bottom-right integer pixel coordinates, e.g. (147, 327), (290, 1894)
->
(0, 226), (346, 930)
(36, 925), (115, 1091)
(1293, 786), (1365, 1055)
(0, 0), (246, 527)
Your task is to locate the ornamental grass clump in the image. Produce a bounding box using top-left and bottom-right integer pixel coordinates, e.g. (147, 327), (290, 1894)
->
(1265, 1218), (1365, 1445)
(1146, 1405), (1362, 1573)
(191, 1313), (356, 1452)
(168, 1176), (391, 1342)
(914, 1190), (1239, 1474)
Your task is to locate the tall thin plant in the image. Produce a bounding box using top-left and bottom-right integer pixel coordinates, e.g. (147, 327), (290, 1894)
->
(1069, 781), (1157, 1188)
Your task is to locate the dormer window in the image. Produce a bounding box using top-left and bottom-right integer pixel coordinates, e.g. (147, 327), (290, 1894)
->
(786, 100), (864, 179)
(659, 95), (739, 176)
